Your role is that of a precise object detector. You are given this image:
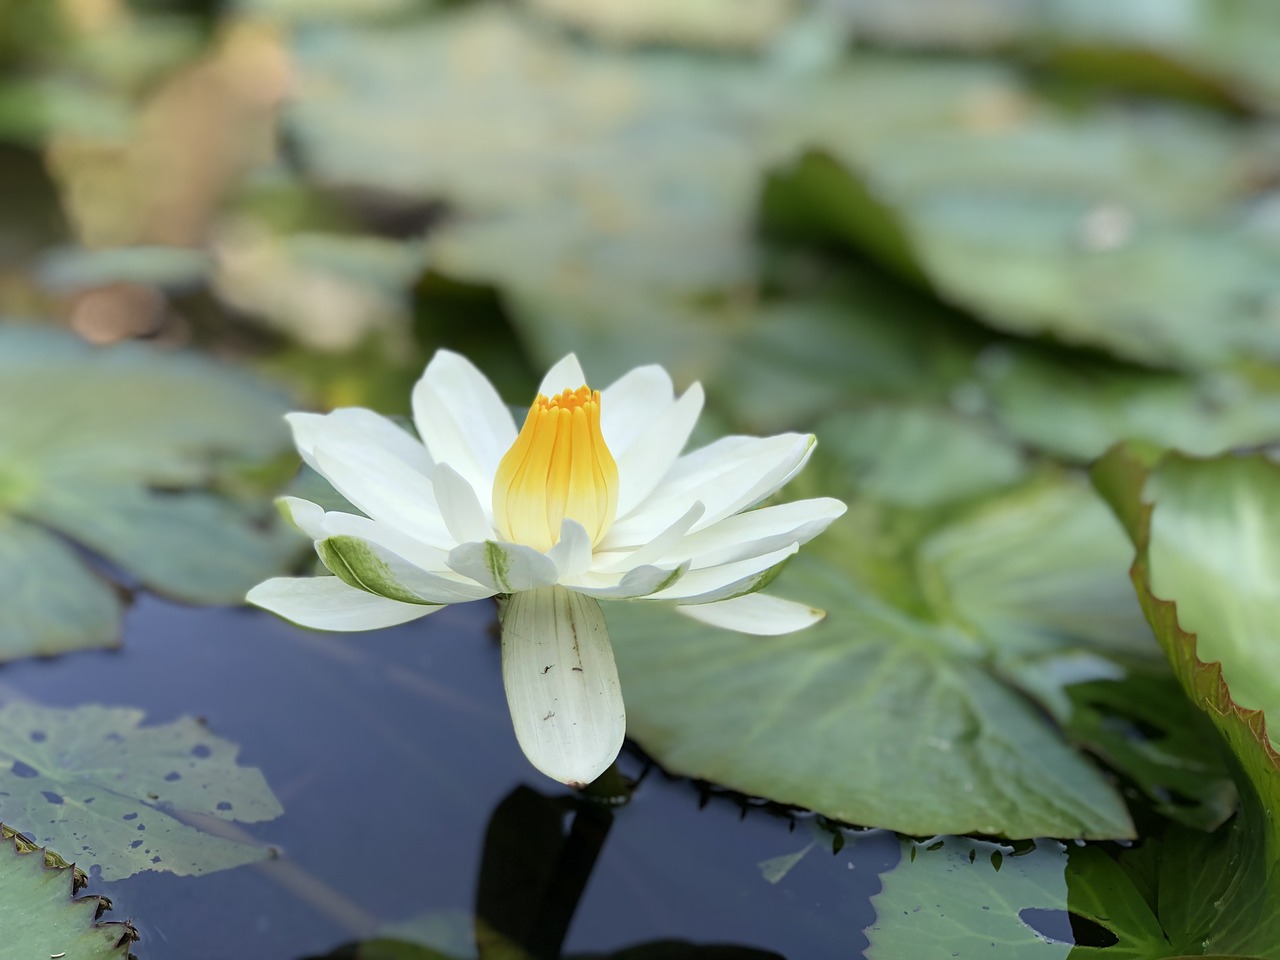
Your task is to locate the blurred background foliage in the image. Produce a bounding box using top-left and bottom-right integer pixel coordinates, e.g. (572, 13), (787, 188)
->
(3, 0), (1280, 842)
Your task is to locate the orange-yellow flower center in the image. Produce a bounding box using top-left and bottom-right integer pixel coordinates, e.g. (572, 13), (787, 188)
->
(492, 385), (619, 553)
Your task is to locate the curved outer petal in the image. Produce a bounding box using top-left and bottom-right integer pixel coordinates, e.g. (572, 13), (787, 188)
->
(563, 560), (689, 600)
(288, 409), (433, 477)
(537, 353), (587, 398)
(278, 496), (327, 540)
(499, 586), (625, 787)
(599, 364), (676, 457)
(247, 576), (438, 631)
(601, 434), (815, 549)
(432, 462), (495, 544)
(314, 442), (452, 548)
(612, 382), (704, 519)
(318, 534), (495, 605)
(412, 350), (516, 503)
(648, 543), (799, 604)
(448, 540), (561, 594)
(675, 592), (826, 635)
(599, 501), (704, 573)
(319, 511), (453, 574)
(663, 497), (846, 569)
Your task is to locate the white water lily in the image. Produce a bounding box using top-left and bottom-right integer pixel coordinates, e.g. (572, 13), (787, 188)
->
(248, 351), (845, 786)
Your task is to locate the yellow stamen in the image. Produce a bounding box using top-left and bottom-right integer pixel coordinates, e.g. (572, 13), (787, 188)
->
(493, 386), (619, 553)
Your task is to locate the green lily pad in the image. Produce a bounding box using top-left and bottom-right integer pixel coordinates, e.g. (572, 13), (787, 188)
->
(867, 838), (1072, 959)
(822, 0), (1280, 112)
(762, 145), (1280, 370)
(0, 701), (283, 881)
(0, 325), (304, 662)
(869, 792), (1280, 956)
(0, 827), (138, 959)
(1093, 447), (1280, 823)
(523, 0), (797, 51)
(979, 347), (1280, 461)
(610, 473), (1151, 839)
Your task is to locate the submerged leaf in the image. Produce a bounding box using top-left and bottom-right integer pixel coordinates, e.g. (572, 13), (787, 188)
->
(0, 701), (283, 881)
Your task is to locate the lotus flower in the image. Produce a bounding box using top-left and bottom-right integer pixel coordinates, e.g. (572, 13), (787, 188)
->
(249, 351), (845, 785)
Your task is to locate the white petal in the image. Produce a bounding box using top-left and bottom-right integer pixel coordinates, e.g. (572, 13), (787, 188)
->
(648, 543), (799, 603)
(600, 364), (675, 456)
(537, 353), (588, 397)
(448, 540), (561, 593)
(313, 441), (452, 548)
(675, 593), (826, 635)
(411, 350), (516, 502)
(278, 496), (327, 539)
(247, 576), (437, 631)
(288, 409), (432, 477)
(499, 586), (625, 786)
(564, 560), (689, 600)
(601, 501), (704, 572)
(319, 511), (453, 573)
(613, 382), (705, 519)
(602, 434), (815, 549)
(666, 497), (846, 569)
(318, 531), (495, 604)
(547, 520), (594, 579)
(432, 462), (495, 545)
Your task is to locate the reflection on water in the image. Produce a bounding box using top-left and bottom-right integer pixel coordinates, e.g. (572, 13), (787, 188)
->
(0, 595), (896, 959)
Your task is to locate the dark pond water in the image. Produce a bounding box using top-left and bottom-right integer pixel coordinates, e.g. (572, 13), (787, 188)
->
(3, 596), (901, 959)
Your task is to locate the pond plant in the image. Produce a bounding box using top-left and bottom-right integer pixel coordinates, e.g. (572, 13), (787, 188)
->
(249, 351), (845, 786)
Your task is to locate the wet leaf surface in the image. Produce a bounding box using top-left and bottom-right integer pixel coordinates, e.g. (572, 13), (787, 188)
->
(0, 326), (304, 661)
(0, 828), (138, 959)
(0, 701), (283, 881)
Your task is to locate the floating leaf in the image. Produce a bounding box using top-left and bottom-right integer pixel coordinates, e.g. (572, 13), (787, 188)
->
(868, 797), (1280, 956)
(979, 347), (1280, 461)
(523, 0), (797, 50)
(0, 828), (138, 959)
(762, 143), (1280, 370)
(0, 701), (283, 881)
(867, 838), (1072, 959)
(610, 474), (1149, 839)
(0, 325), (304, 662)
(1092, 448), (1280, 816)
(822, 0), (1280, 111)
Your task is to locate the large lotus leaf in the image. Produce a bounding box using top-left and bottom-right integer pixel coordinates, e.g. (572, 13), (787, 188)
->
(0, 514), (123, 657)
(0, 829), (137, 959)
(0, 325), (304, 661)
(762, 146), (1280, 370)
(1088, 447), (1280, 954)
(1093, 449), (1280, 825)
(979, 347), (1280, 461)
(822, 0), (1280, 111)
(812, 405), (1027, 507)
(0, 701), (283, 881)
(524, 0), (797, 50)
(610, 472), (1152, 839)
(285, 9), (1022, 332)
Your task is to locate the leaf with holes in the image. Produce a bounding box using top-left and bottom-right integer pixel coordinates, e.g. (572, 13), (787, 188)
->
(0, 325), (305, 662)
(0, 826), (138, 959)
(0, 701), (282, 881)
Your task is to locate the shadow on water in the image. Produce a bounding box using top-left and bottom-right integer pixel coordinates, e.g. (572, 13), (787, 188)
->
(0, 596), (898, 959)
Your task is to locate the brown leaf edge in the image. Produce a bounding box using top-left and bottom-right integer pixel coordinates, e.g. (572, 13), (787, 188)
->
(2, 823), (141, 956)
(1090, 444), (1280, 821)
